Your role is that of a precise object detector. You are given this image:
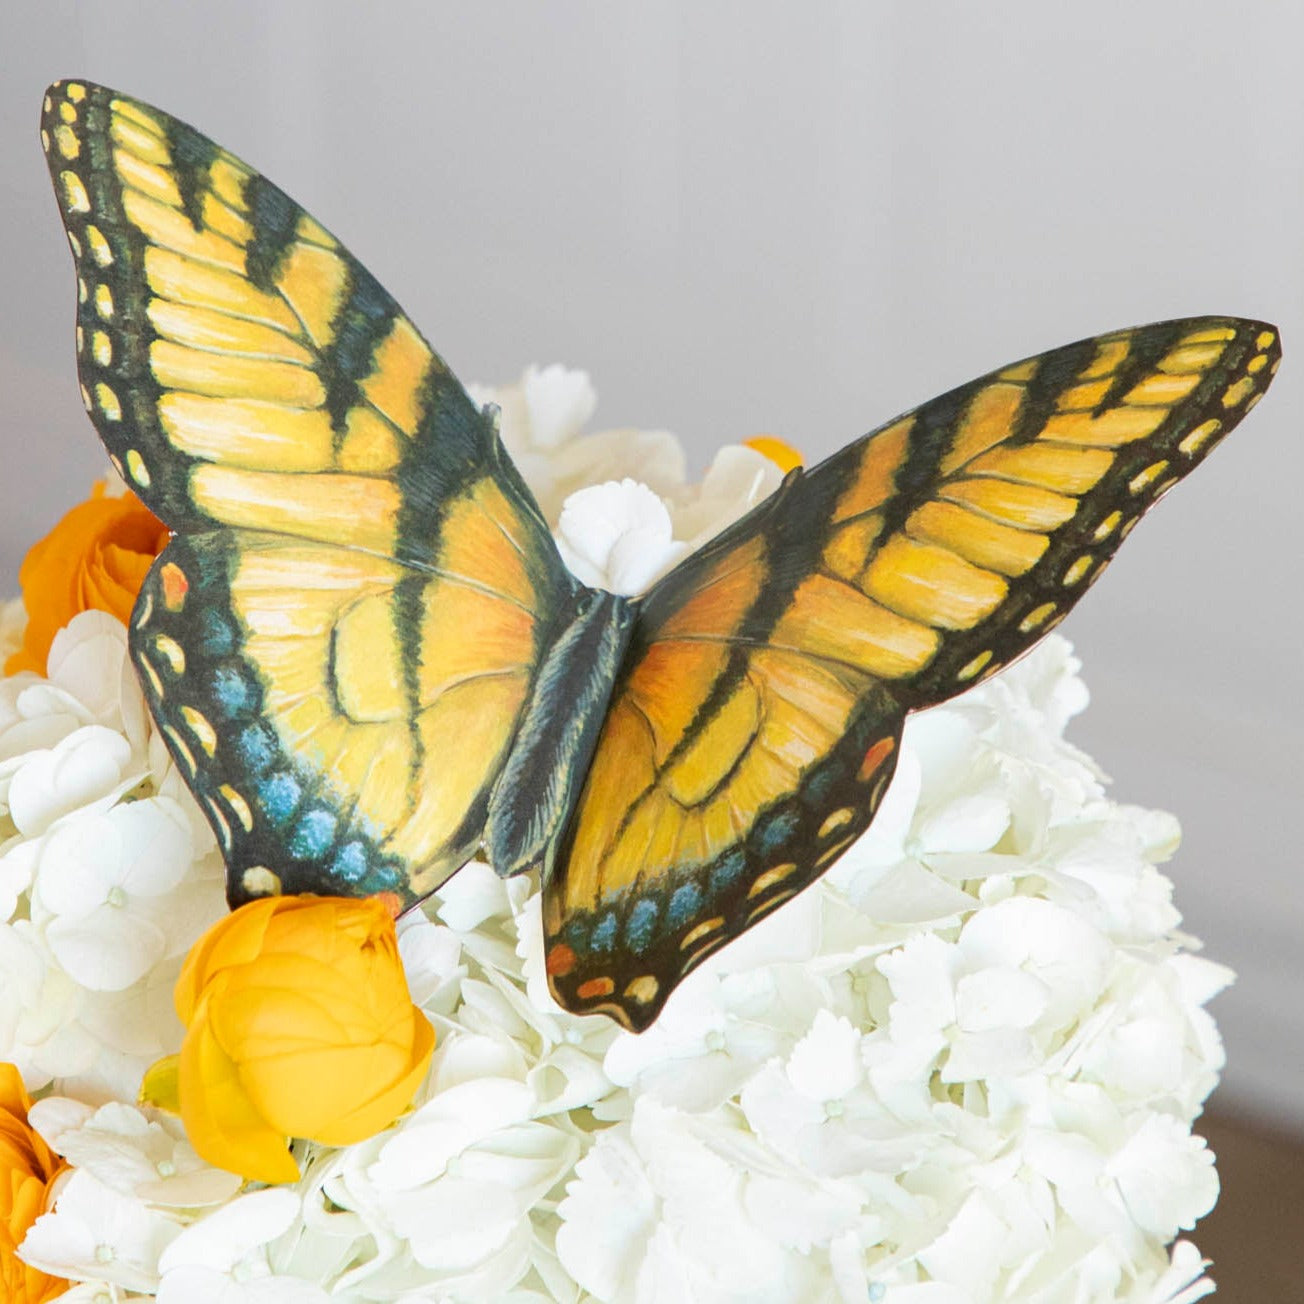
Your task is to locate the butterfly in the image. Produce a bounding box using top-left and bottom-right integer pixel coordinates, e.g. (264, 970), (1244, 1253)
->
(41, 79), (1280, 1031)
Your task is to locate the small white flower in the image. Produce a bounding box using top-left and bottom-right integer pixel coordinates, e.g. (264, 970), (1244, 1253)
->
(46, 610), (151, 749)
(35, 795), (193, 990)
(555, 478), (689, 594)
(156, 1188), (328, 1303)
(1143, 1240), (1216, 1304)
(519, 364), (598, 450)
(19, 1168), (182, 1293)
(30, 1098), (242, 1206)
(670, 444), (784, 547)
(6, 724), (137, 839)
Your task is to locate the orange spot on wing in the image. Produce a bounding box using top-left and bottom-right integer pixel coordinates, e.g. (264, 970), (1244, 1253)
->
(858, 736), (895, 781)
(160, 561), (189, 611)
(577, 976), (615, 1000)
(370, 890), (403, 919)
(546, 943), (577, 977)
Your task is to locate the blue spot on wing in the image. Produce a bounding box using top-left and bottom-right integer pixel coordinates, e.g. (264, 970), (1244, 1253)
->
(237, 723), (277, 776)
(259, 771), (302, 828)
(667, 882), (702, 928)
(290, 807), (337, 859)
(624, 899), (659, 955)
(331, 841), (369, 884)
(755, 807), (799, 855)
(709, 850), (746, 896)
(563, 919), (590, 952)
(199, 610), (235, 658)
(211, 667), (251, 719)
(801, 764), (839, 806)
(590, 912), (618, 953)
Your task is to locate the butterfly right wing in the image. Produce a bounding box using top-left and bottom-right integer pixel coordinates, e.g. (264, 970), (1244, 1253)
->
(545, 316), (1280, 1029)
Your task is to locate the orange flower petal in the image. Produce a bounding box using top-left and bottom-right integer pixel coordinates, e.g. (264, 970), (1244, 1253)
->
(0, 1063), (68, 1301)
(5, 485), (169, 677)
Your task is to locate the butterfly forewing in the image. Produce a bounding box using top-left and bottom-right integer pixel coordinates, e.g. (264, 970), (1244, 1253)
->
(545, 316), (1279, 1030)
(42, 79), (579, 905)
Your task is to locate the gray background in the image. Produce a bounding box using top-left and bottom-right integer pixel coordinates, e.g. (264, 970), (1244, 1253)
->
(1, 3), (1300, 1127)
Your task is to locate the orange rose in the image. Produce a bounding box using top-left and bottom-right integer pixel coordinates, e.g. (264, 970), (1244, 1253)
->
(743, 435), (803, 473)
(5, 482), (170, 676)
(167, 896), (434, 1184)
(0, 1064), (69, 1304)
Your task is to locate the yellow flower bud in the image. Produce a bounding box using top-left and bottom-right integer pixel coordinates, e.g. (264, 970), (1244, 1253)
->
(169, 895), (434, 1184)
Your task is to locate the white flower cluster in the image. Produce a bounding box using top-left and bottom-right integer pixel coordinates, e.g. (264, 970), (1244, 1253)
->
(5, 369), (1226, 1302)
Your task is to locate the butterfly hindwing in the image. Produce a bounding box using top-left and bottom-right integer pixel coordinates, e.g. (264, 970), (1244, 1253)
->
(42, 79), (580, 905)
(545, 316), (1279, 1030)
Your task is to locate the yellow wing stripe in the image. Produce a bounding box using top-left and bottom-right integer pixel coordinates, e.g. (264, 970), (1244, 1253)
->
(905, 500), (1047, 578)
(776, 574), (940, 678)
(862, 536), (1008, 631)
(271, 239), (348, 347)
(939, 382), (1024, 474)
(160, 396), (336, 470)
(189, 465), (400, 552)
(144, 248), (302, 334)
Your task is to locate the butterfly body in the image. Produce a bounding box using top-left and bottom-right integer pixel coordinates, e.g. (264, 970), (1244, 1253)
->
(42, 79), (1280, 1032)
(485, 584), (636, 880)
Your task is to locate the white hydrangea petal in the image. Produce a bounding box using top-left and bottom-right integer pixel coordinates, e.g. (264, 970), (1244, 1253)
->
(159, 1189), (303, 1275)
(157, 1265), (332, 1304)
(47, 907), (167, 991)
(546, 426), (687, 510)
(371, 1079), (535, 1190)
(1146, 1240), (1216, 1304)
(1105, 1115), (1219, 1240)
(854, 860), (977, 923)
(555, 1131), (657, 1300)
(398, 911), (466, 1012)
(672, 444), (784, 546)
(436, 860), (513, 932)
(19, 1169), (181, 1293)
(522, 364), (597, 449)
(916, 1189), (1008, 1296)
(47, 611), (140, 736)
(8, 725), (135, 836)
(383, 1176), (522, 1272)
(786, 1011), (864, 1101)
(954, 966), (1050, 1033)
(555, 479), (684, 595)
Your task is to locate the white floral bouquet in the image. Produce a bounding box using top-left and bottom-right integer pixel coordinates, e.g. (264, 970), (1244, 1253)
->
(1, 368), (1225, 1303)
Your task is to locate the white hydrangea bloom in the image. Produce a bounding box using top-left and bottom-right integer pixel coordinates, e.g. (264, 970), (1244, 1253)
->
(18, 1168), (182, 1293)
(7, 377), (1229, 1302)
(29, 1097), (242, 1206)
(555, 479), (688, 595)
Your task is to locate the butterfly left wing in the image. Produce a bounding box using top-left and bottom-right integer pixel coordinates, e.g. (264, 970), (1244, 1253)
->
(42, 79), (580, 905)
(544, 317), (1280, 1030)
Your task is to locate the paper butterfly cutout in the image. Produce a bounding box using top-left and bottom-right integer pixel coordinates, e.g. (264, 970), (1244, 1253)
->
(41, 79), (1280, 1030)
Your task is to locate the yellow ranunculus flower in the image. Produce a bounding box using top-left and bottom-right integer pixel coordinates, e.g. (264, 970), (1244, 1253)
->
(5, 482), (170, 677)
(0, 1064), (69, 1303)
(171, 895), (434, 1184)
